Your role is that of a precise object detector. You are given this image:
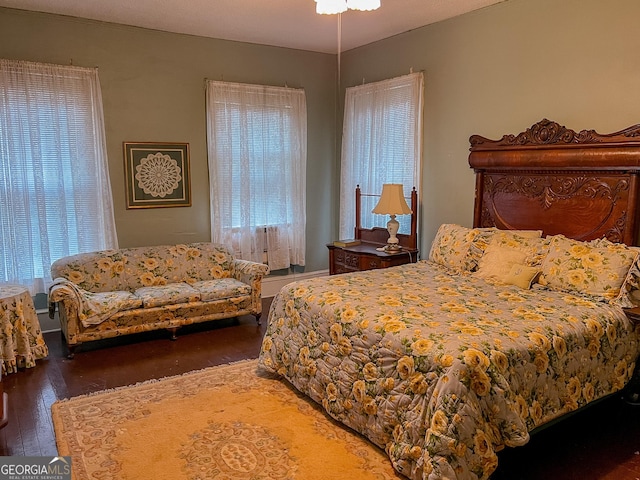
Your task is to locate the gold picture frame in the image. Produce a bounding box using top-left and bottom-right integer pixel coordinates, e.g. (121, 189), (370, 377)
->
(123, 142), (191, 209)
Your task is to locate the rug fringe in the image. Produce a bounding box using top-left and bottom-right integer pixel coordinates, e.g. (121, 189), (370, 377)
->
(52, 357), (259, 404)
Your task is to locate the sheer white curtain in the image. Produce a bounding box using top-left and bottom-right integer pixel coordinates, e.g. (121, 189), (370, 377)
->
(206, 80), (306, 270)
(339, 72), (424, 239)
(0, 59), (117, 294)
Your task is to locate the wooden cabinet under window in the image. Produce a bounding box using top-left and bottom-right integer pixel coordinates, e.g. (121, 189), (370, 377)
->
(328, 185), (419, 275)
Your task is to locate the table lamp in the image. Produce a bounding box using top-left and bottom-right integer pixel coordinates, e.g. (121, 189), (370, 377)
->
(372, 184), (412, 251)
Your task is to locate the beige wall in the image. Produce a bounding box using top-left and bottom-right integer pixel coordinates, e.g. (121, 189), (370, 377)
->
(3, 0), (640, 271)
(341, 0), (640, 254)
(0, 7), (337, 273)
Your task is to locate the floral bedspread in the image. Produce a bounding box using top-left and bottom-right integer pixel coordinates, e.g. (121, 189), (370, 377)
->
(258, 261), (640, 480)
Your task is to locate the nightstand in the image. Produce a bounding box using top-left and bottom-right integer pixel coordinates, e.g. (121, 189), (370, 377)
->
(327, 242), (419, 275)
(331, 184), (419, 275)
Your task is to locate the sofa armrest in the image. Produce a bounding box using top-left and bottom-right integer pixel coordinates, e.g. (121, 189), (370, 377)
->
(49, 279), (78, 313)
(48, 279), (83, 339)
(231, 260), (269, 316)
(232, 259), (269, 308)
(49, 278), (125, 328)
(232, 259), (270, 280)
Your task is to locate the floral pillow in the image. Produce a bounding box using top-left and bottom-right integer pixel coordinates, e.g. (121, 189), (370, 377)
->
(539, 235), (639, 303)
(465, 227), (497, 271)
(428, 224), (482, 272)
(582, 237), (640, 307)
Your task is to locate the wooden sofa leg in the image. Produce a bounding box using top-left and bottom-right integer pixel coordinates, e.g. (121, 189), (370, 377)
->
(167, 327), (179, 340)
(255, 313), (262, 326)
(61, 331), (76, 359)
(66, 345), (76, 360)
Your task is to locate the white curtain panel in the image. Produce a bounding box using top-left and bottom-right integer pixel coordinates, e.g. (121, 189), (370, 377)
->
(339, 72), (424, 240)
(206, 80), (307, 269)
(0, 59), (117, 294)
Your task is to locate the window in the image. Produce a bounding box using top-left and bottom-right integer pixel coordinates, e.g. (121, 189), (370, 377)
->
(0, 59), (117, 294)
(339, 72), (424, 239)
(206, 80), (306, 270)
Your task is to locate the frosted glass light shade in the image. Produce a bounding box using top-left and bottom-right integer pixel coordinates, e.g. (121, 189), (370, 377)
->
(315, 0), (347, 14)
(315, 0), (379, 14)
(346, 0), (381, 11)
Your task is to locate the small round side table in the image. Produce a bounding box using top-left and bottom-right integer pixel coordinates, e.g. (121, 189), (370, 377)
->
(0, 284), (49, 374)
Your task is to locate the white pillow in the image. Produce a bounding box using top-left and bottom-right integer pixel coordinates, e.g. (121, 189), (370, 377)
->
(503, 264), (541, 289)
(475, 231), (548, 281)
(475, 244), (528, 281)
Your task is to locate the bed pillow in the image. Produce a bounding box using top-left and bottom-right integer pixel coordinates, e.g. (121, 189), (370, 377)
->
(622, 282), (640, 308)
(539, 235), (639, 303)
(465, 227), (497, 271)
(580, 237), (640, 307)
(503, 264), (541, 289)
(474, 231), (548, 284)
(605, 244), (640, 307)
(502, 229), (544, 238)
(429, 224), (543, 273)
(467, 228), (544, 269)
(428, 224), (481, 272)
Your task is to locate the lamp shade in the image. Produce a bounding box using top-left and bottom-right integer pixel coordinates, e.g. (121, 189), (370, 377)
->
(372, 184), (412, 215)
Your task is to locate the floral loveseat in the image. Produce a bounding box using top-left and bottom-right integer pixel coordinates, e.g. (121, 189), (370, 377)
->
(48, 242), (269, 357)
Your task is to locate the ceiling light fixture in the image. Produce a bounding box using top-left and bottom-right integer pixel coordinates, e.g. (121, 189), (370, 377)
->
(314, 0), (380, 14)
(346, 0), (381, 11)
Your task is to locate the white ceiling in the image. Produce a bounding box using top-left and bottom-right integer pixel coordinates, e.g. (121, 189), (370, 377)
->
(0, 0), (505, 54)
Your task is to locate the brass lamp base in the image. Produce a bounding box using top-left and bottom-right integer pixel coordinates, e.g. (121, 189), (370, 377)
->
(384, 243), (402, 252)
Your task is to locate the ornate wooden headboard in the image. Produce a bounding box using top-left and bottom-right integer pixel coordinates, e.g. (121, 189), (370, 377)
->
(468, 119), (640, 245)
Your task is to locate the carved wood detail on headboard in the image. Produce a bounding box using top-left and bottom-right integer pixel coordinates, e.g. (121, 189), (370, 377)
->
(470, 118), (640, 148)
(469, 119), (640, 245)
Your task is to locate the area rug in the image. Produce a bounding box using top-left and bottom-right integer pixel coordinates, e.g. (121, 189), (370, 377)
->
(51, 359), (405, 480)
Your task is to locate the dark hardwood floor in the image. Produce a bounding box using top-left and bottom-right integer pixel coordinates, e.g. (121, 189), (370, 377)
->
(1, 297), (639, 479)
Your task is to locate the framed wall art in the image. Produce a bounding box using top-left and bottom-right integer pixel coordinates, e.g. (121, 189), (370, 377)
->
(123, 142), (191, 209)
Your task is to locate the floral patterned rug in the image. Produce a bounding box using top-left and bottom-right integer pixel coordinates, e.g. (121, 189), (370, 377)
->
(51, 359), (404, 480)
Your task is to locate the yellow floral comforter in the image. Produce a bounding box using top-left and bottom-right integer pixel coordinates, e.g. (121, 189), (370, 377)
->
(258, 261), (640, 480)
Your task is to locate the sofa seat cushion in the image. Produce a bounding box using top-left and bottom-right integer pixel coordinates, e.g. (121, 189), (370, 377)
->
(134, 283), (201, 308)
(91, 291), (143, 311)
(192, 278), (251, 302)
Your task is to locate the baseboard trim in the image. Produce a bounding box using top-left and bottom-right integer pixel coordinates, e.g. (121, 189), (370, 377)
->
(262, 269), (329, 298)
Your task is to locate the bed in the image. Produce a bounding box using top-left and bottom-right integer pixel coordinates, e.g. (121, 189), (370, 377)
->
(257, 119), (640, 480)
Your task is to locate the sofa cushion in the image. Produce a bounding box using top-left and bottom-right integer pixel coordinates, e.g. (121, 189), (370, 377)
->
(90, 290), (143, 311)
(134, 283), (201, 308)
(192, 278), (252, 302)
